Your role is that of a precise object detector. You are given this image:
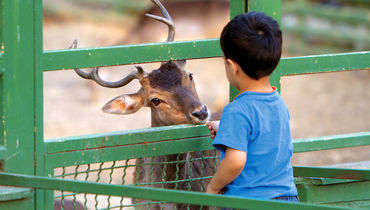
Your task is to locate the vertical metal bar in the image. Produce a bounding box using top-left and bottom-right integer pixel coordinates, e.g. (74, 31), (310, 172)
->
(0, 0), (4, 147)
(174, 154), (181, 190)
(94, 162), (104, 209)
(0, 1), (3, 56)
(160, 156), (167, 209)
(187, 153), (193, 191)
(2, 0), (36, 173)
(229, 0), (247, 101)
(248, 0), (282, 92)
(83, 164), (90, 209)
(200, 151), (205, 192)
(44, 166), (55, 210)
(34, 0), (46, 208)
(72, 165), (80, 210)
(213, 150), (218, 175)
(120, 159), (129, 209)
(148, 157), (155, 209)
(229, 0), (283, 99)
(61, 167), (66, 209)
(161, 156), (167, 189)
(247, 0), (281, 22)
(107, 161), (116, 209)
(2, 0), (36, 209)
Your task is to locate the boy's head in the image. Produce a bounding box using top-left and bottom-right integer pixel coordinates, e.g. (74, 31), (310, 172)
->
(220, 11), (282, 80)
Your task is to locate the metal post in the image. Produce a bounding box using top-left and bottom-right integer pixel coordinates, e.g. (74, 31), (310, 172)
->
(1, 0), (37, 209)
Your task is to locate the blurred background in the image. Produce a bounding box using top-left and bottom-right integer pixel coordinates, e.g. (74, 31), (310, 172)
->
(43, 0), (370, 166)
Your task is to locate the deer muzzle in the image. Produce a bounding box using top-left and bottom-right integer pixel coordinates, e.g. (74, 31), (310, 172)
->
(191, 105), (209, 121)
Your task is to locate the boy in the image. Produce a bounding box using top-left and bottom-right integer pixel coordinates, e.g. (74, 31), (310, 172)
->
(206, 11), (299, 202)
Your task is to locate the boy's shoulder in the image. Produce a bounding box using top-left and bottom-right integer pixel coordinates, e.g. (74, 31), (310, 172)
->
(221, 99), (251, 123)
(225, 91), (287, 117)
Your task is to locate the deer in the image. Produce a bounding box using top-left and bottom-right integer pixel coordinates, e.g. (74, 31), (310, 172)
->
(70, 0), (218, 209)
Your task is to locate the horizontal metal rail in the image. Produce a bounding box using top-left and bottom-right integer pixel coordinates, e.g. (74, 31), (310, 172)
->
(279, 51), (370, 76)
(0, 186), (33, 201)
(42, 40), (369, 77)
(42, 39), (222, 71)
(53, 156), (218, 178)
(46, 124), (209, 153)
(44, 127), (370, 168)
(293, 132), (370, 153)
(45, 125), (370, 154)
(0, 172), (353, 210)
(45, 136), (213, 168)
(294, 167), (370, 180)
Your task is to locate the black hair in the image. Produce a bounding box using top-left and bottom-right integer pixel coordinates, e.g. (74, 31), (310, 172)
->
(220, 11), (282, 80)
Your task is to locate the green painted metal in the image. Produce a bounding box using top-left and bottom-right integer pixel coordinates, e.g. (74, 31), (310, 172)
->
(45, 129), (370, 163)
(248, 0), (282, 23)
(0, 198), (34, 210)
(0, 0), (369, 209)
(45, 136), (213, 169)
(42, 39), (222, 71)
(248, 0), (282, 93)
(2, 0), (36, 174)
(230, 0), (246, 18)
(293, 132), (370, 153)
(33, 0), (46, 209)
(0, 186), (33, 201)
(0, 172), (353, 210)
(229, 0), (246, 101)
(45, 124), (209, 153)
(0, 145), (6, 160)
(1, 0), (37, 208)
(296, 180), (370, 205)
(279, 51), (370, 76)
(294, 166), (370, 180)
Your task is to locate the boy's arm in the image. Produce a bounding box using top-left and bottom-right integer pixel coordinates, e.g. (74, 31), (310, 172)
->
(207, 147), (247, 194)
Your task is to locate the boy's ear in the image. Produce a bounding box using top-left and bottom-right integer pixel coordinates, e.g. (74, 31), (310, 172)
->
(102, 91), (145, 115)
(226, 58), (242, 75)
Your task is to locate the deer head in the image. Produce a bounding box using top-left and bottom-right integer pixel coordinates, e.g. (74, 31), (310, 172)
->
(71, 0), (209, 127)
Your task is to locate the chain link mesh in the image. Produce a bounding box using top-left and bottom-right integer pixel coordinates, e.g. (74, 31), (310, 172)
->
(53, 150), (219, 210)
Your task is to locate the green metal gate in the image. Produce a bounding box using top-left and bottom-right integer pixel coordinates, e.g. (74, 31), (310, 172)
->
(0, 0), (370, 209)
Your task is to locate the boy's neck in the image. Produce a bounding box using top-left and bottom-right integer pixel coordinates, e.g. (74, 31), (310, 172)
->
(237, 75), (274, 93)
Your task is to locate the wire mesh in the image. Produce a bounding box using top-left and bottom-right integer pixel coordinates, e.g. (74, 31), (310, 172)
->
(53, 150), (219, 210)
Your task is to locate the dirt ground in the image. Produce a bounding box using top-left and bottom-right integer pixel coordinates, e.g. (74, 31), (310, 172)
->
(43, 2), (370, 167)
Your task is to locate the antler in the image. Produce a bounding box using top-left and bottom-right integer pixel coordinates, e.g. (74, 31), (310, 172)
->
(70, 0), (173, 88)
(69, 40), (147, 88)
(146, 0), (175, 42)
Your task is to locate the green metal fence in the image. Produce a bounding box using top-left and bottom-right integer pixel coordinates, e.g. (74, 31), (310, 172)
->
(0, 0), (370, 209)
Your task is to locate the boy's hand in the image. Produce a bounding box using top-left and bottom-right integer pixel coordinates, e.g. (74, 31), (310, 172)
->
(206, 121), (220, 139)
(206, 184), (223, 194)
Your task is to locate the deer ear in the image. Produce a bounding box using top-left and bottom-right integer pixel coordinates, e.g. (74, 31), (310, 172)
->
(102, 92), (145, 115)
(173, 59), (186, 69)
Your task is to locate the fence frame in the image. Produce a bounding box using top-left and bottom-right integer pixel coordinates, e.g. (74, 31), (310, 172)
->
(0, 0), (369, 209)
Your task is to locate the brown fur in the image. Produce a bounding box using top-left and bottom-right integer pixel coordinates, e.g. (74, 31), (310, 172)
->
(129, 62), (219, 210)
(149, 63), (183, 90)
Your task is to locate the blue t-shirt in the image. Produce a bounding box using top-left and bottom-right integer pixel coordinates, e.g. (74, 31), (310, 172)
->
(212, 89), (298, 199)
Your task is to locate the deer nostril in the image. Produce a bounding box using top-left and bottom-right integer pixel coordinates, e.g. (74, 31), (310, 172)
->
(191, 105), (208, 121)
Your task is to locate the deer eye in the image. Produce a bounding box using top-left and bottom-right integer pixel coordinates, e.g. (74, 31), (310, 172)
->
(189, 73), (194, 81)
(151, 98), (161, 106)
